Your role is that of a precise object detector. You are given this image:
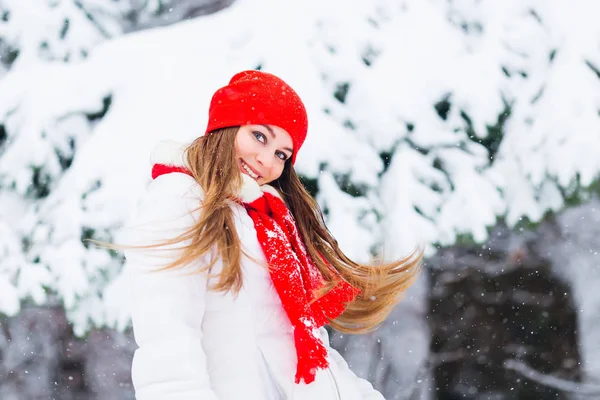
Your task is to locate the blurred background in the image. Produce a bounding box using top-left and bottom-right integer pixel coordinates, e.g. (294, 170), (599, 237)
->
(1, 0), (600, 399)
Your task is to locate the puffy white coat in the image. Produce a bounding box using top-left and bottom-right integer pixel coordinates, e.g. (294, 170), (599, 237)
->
(123, 163), (385, 399)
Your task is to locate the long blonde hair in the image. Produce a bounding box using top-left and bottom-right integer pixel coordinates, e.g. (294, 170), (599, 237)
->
(139, 127), (421, 334)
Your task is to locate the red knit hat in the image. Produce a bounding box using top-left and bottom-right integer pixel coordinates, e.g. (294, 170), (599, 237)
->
(205, 70), (308, 165)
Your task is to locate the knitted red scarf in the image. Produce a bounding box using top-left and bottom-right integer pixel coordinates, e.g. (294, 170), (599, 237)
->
(151, 163), (360, 384)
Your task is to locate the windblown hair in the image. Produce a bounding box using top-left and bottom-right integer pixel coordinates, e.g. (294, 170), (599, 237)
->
(139, 127), (421, 334)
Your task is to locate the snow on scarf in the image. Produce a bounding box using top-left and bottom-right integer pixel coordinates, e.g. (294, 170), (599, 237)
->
(150, 142), (360, 384)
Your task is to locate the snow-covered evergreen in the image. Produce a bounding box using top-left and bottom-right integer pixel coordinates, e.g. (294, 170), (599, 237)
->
(0, 0), (128, 76)
(0, 0), (599, 345)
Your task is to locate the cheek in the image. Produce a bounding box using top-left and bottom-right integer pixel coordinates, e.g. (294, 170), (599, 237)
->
(234, 135), (242, 157)
(234, 134), (251, 157)
(272, 164), (285, 180)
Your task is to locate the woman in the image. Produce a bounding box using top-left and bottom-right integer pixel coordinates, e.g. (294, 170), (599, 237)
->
(122, 70), (421, 400)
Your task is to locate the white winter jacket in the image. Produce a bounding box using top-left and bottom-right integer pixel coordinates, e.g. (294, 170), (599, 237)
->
(123, 162), (385, 399)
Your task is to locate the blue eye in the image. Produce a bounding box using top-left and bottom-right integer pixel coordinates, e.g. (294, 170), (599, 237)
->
(253, 131), (266, 143)
(252, 130), (289, 161)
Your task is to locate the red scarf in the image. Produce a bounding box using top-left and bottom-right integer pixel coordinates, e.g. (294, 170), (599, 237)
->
(151, 164), (360, 384)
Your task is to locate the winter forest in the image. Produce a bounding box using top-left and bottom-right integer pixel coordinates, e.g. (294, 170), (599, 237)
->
(1, 0), (600, 398)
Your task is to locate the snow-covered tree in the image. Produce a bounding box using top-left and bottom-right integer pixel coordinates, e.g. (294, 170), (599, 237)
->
(322, 0), (600, 253)
(0, 0), (128, 76)
(0, 0), (599, 389)
(0, 0), (211, 76)
(0, 0), (229, 329)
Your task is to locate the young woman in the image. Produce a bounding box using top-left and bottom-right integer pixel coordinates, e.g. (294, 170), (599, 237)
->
(122, 70), (421, 400)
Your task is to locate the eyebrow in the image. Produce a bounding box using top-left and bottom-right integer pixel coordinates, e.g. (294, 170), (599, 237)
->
(261, 124), (294, 154)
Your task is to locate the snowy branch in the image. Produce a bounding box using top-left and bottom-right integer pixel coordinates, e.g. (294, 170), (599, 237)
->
(73, 1), (114, 39)
(504, 359), (600, 396)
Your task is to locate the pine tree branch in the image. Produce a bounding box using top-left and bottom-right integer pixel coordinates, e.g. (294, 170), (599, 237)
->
(72, 0), (114, 39)
(504, 359), (600, 396)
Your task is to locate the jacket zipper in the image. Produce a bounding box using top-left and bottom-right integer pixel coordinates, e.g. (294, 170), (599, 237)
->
(327, 367), (342, 400)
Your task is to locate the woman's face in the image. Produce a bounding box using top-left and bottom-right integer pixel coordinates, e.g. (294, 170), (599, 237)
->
(234, 124), (294, 185)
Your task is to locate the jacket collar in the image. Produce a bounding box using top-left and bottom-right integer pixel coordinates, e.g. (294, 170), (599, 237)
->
(150, 140), (283, 203)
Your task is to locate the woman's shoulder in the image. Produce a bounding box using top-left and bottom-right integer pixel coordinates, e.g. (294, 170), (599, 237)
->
(150, 171), (202, 201)
(119, 167), (202, 249)
(126, 171), (201, 221)
(148, 140), (203, 201)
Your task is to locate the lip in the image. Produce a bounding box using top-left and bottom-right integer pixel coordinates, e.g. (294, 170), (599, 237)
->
(239, 158), (262, 179)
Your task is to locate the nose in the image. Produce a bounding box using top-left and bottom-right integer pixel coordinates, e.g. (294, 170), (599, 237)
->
(256, 151), (272, 169)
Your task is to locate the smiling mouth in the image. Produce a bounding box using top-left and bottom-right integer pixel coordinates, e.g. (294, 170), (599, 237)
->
(240, 159), (261, 180)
